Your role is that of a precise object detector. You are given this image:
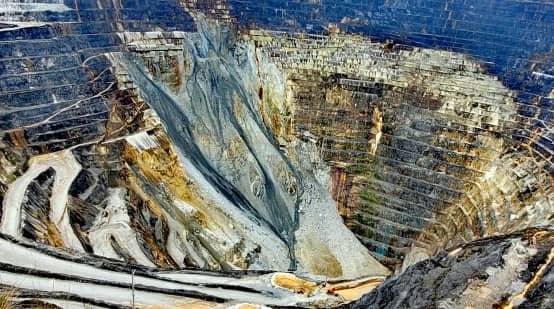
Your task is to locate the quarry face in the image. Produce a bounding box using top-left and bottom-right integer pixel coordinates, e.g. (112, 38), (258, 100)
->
(0, 1), (552, 308)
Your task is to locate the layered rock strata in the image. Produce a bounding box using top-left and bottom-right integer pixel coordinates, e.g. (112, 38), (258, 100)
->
(241, 31), (553, 267)
(351, 228), (554, 309)
(0, 0), (388, 280)
(0, 233), (383, 308)
(106, 18), (388, 279)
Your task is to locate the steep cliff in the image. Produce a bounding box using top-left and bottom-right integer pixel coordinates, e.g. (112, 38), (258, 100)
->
(107, 16), (389, 279)
(241, 30), (553, 268)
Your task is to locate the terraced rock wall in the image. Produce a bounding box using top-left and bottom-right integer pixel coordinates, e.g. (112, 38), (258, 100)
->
(0, 0), (552, 279)
(1, 0), (278, 272)
(0, 1), (389, 279)
(0, 0), (198, 153)
(228, 0), (554, 269)
(240, 31), (552, 268)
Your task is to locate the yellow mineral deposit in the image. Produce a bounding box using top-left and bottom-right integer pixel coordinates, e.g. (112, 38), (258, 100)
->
(326, 277), (385, 301)
(271, 272), (386, 302)
(271, 273), (319, 295)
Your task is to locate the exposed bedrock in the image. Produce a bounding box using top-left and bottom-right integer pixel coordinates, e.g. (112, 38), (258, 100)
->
(1, 149), (84, 251)
(241, 31), (553, 268)
(0, 234), (371, 308)
(0, 6), (390, 276)
(351, 228), (554, 309)
(0, 0), (314, 277)
(108, 17), (388, 279)
(0, 1), (552, 304)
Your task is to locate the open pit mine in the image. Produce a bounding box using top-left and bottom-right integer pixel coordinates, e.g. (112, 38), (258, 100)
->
(0, 0), (552, 308)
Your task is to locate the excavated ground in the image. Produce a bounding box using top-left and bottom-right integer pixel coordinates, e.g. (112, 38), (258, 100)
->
(0, 0), (552, 308)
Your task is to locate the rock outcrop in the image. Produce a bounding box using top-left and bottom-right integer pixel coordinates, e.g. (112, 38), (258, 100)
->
(351, 228), (554, 309)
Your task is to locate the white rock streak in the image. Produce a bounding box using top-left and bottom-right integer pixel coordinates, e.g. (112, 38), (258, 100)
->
(165, 214), (206, 268)
(0, 2), (71, 13)
(0, 237), (325, 307)
(89, 188), (156, 267)
(49, 150), (84, 252)
(1, 163), (48, 237)
(0, 150), (84, 252)
(125, 131), (160, 153)
(0, 270), (205, 308)
(0, 1), (72, 22)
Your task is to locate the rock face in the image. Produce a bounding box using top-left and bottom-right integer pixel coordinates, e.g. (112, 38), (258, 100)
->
(106, 18), (388, 278)
(238, 29), (554, 269)
(0, 0), (552, 307)
(227, 0), (554, 268)
(0, 0), (388, 280)
(352, 228), (554, 309)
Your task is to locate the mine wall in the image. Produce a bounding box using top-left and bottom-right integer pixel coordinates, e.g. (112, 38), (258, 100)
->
(1, 0), (553, 271)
